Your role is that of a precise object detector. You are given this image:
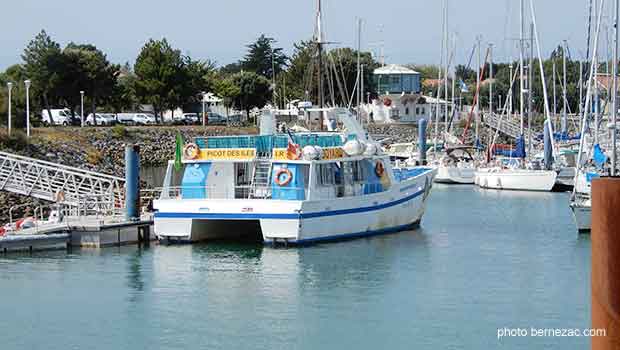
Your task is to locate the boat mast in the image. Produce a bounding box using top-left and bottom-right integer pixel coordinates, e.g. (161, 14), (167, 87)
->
(519, 0), (525, 136)
(316, 0), (325, 129)
(444, 0), (449, 137)
(357, 17), (362, 112)
(594, 0), (599, 144)
(489, 43), (494, 115)
(528, 22), (534, 158)
(475, 35), (481, 144)
(612, 0), (618, 176)
(562, 40), (568, 134)
(451, 35), (457, 133)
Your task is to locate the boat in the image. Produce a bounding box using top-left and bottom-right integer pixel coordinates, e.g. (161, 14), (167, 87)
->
(475, 165), (557, 191)
(433, 146), (477, 184)
(153, 108), (437, 245)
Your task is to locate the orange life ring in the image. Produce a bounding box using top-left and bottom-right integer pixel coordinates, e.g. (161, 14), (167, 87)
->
(183, 143), (200, 160)
(384, 97), (392, 107)
(375, 161), (385, 177)
(274, 168), (293, 186)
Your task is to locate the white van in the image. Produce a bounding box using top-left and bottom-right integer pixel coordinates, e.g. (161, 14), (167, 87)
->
(41, 109), (78, 126)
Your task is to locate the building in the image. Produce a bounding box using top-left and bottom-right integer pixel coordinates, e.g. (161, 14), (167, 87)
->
(374, 64), (421, 94)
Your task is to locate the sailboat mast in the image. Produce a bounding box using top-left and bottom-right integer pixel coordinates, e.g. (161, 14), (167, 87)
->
(489, 44), (494, 114)
(612, 0), (618, 176)
(317, 0), (324, 110)
(562, 40), (568, 134)
(444, 0), (449, 136)
(357, 17), (362, 110)
(519, 0), (525, 135)
(475, 35), (481, 143)
(528, 22), (534, 158)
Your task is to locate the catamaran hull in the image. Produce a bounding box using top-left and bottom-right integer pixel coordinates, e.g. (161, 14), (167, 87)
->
(154, 169), (436, 245)
(570, 204), (591, 233)
(434, 165), (476, 184)
(475, 170), (557, 192)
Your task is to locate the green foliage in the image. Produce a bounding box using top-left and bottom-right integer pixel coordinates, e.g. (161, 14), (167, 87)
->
(0, 64), (29, 129)
(111, 124), (127, 139)
(0, 129), (29, 151)
(241, 34), (288, 78)
(230, 71), (271, 118)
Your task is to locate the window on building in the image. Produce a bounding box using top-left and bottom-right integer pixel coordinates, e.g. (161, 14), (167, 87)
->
(405, 107), (410, 115)
(416, 107), (420, 115)
(422, 107), (425, 115)
(390, 75), (401, 85)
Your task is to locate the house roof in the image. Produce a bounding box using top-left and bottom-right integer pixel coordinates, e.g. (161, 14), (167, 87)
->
(374, 64), (420, 75)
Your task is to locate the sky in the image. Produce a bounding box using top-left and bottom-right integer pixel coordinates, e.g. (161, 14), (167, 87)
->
(0, 0), (601, 71)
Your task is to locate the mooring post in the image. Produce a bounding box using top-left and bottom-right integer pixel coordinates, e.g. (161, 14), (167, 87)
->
(418, 118), (427, 165)
(591, 177), (620, 350)
(125, 145), (140, 221)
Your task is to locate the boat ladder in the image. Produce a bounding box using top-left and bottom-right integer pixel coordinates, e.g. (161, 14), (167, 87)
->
(250, 158), (272, 198)
(0, 151), (125, 207)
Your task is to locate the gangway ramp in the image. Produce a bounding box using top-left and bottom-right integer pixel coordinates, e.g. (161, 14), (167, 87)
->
(0, 151), (124, 206)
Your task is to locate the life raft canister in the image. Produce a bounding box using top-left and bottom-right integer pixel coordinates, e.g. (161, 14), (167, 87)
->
(183, 143), (200, 160)
(274, 168), (293, 186)
(375, 161), (385, 177)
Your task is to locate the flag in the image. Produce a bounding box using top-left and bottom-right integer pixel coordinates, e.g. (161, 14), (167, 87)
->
(174, 132), (183, 171)
(459, 79), (469, 93)
(285, 129), (301, 160)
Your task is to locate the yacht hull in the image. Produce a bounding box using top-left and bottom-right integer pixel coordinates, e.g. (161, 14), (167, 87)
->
(434, 165), (476, 184)
(570, 203), (591, 233)
(475, 169), (557, 192)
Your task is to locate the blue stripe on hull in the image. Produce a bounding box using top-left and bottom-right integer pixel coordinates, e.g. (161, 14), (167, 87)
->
(279, 221), (422, 246)
(154, 189), (425, 220)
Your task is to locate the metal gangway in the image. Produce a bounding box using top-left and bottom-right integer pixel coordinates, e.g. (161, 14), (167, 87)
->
(482, 113), (540, 145)
(0, 151), (124, 207)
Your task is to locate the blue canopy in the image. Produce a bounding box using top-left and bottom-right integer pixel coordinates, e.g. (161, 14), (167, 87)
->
(592, 144), (608, 169)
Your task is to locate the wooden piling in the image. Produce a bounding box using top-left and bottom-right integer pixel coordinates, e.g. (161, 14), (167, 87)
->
(592, 177), (620, 350)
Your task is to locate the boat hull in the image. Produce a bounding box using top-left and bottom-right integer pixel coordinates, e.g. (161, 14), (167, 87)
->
(475, 169), (557, 192)
(570, 204), (591, 233)
(154, 169), (436, 245)
(434, 165), (476, 184)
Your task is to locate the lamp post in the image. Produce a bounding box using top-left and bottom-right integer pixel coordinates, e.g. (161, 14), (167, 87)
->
(24, 80), (31, 137)
(201, 91), (207, 126)
(7, 82), (13, 136)
(80, 91), (85, 127)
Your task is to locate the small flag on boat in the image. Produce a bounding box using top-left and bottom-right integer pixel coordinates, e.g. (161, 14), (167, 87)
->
(285, 129), (301, 160)
(174, 132), (183, 171)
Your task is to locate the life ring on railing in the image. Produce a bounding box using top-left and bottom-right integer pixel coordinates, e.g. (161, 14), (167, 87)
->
(383, 97), (392, 107)
(183, 143), (200, 160)
(375, 161), (385, 177)
(274, 168), (293, 187)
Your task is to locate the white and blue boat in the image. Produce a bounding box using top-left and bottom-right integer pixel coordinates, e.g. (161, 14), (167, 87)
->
(153, 108), (436, 245)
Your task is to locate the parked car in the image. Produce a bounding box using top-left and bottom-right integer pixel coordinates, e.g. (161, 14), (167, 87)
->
(207, 112), (226, 125)
(116, 113), (157, 126)
(86, 113), (117, 126)
(41, 109), (78, 126)
(172, 113), (199, 125)
(133, 113), (157, 125)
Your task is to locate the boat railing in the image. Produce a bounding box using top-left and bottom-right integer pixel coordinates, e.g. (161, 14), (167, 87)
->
(156, 185), (307, 200)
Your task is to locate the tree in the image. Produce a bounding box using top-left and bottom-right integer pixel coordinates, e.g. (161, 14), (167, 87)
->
(108, 63), (137, 113)
(230, 71), (270, 119)
(241, 35), (288, 78)
(59, 43), (119, 118)
(214, 77), (240, 116)
(22, 30), (63, 124)
(134, 38), (185, 121)
(0, 65), (29, 128)
(179, 58), (217, 111)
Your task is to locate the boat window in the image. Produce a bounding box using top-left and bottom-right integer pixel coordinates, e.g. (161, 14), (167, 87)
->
(351, 161), (367, 182)
(316, 163), (337, 186)
(235, 162), (252, 186)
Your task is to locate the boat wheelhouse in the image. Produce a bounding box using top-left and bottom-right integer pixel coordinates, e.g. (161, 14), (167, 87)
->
(153, 109), (437, 245)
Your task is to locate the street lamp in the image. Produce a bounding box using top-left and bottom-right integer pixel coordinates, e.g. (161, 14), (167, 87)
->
(7, 82), (13, 136)
(202, 91), (207, 126)
(80, 91), (85, 127)
(24, 80), (31, 137)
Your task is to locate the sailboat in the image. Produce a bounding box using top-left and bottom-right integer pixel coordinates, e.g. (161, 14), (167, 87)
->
(475, 0), (558, 192)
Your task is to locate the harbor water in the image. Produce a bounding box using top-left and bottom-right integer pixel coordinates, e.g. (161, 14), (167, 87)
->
(0, 185), (590, 349)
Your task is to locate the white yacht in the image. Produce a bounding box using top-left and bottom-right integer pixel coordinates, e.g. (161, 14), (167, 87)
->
(433, 146), (477, 184)
(153, 109), (437, 245)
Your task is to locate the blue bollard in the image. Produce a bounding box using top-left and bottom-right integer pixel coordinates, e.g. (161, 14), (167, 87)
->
(418, 118), (427, 165)
(125, 145), (140, 221)
(544, 122), (553, 170)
